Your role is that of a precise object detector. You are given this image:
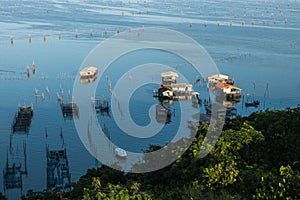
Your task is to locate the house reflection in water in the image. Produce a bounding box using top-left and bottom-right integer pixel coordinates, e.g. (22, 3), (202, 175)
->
(205, 102), (237, 119)
(156, 103), (171, 124)
(80, 75), (97, 84)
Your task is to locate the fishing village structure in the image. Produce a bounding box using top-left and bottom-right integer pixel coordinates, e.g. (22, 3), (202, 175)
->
(91, 96), (109, 115)
(57, 92), (79, 120)
(245, 100), (260, 107)
(171, 83), (193, 96)
(79, 66), (98, 83)
(153, 72), (241, 122)
(153, 71), (202, 124)
(204, 74), (241, 119)
(46, 129), (71, 192)
(208, 74), (242, 100)
(11, 104), (34, 133)
(154, 85), (174, 99)
(154, 71), (194, 100)
(60, 102), (79, 119)
(207, 74), (234, 86)
(161, 71), (178, 85)
(214, 83), (242, 99)
(3, 142), (27, 195)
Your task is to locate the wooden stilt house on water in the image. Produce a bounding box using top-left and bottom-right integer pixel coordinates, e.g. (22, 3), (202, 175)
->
(91, 96), (109, 114)
(46, 146), (71, 192)
(154, 71), (194, 99)
(57, 94), (79, 120)
(208, 74), (241, 101)
(46, 129), (71, 192)
(207, 74), (234, 87)
(3, 142), (27, 195)
(214, 83), (242, 100)
(11, 104), (34, 133)
(79, 66), (98, 84)
(161, 71), (178, 85)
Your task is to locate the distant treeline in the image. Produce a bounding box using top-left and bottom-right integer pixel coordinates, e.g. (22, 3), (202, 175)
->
(2, 107), (299, 200)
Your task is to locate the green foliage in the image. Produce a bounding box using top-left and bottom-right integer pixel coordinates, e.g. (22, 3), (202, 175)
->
(211, 122), (264, 161)
(254, 165), (300, 199)
(82, 177), (152, 200)
(203, 160), (239, 190)
(20, 107), (300, 200)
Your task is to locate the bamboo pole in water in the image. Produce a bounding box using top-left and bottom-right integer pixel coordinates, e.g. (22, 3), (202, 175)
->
(263, 81), (269, 109)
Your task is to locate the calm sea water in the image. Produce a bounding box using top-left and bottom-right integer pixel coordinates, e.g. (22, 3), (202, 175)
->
(0, 0), (299, 199)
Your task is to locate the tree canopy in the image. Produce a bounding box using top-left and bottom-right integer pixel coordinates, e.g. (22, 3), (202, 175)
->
(21, 107), (300, 200)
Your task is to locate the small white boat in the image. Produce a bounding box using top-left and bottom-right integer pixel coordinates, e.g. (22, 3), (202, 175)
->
(115, 147), (127, 159)
(80, 66), (98, 79)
